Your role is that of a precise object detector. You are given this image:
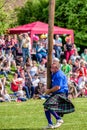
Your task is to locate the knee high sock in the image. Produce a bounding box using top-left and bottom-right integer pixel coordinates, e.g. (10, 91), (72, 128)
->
(49, 110), (61, 120)
(45, 110), (53, 125)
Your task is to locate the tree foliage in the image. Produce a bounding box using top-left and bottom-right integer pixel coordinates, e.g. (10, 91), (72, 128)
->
(54, 0), (87, 46)
(0, 0), (9, 34)
(65, 0), (87, 46)
(16, 0), (49, 25)
(16, 0), (87, 46)
(0, 0), (87, 47)
(0, 0), (27, 34)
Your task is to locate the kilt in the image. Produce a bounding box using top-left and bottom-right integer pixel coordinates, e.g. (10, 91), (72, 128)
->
(43, 93), (75, 114)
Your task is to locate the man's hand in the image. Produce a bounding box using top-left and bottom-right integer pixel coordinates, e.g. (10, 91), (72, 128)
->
(44, 86), (60, 95)
(45, 89), (51, 95)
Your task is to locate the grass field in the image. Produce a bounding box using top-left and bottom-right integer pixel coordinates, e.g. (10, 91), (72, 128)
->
(0, 97), (87, 130)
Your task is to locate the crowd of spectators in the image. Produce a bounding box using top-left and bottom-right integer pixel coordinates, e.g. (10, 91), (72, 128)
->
(0, 33), (87, 102)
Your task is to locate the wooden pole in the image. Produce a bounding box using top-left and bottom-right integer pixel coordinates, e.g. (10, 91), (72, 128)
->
(47, 0), (55, 89)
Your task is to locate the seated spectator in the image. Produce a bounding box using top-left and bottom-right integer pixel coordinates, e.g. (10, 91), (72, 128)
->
(70, 49), (80, 65)
(3, 59), (11, 71)
(15, 44), (23, 57)
(0, 78), (11, 102)
(68, 81), (77, 99)
(76, 79), (87, 97)
(77, 60), (87, 81)
(16, 56), (24, 67)
(33, 82), (47, 99)
(72, 57), (81, 72)
(0, 82), (5, 102)
(18, 70), (31, 99)
(38, 58), (47, 75)
(6, 51), (16, 68)
(61, 59), (72, 78)
(83, 81), (87, 97)
(26, 57), (32, 66)
(81, 48), (87, 62)
(16, 88), (27, 102)
(11, 72), (30, 99)
(0, 59), (11, 79)
(29, 60), (38, 77)
(0, 50), (5, 60)
(39, 70), (47, 85)
(0, 34), (6, 54)
(2, 88), (11, 102)
(24, 70), (35, 98)
(25, 73), (40, 98)
(69, 73), (78, 87)
(77, 76), (87, 91)
(32, 74), (40, 88)
(36, 42), (47, 63)
(11, 72), (23, 92)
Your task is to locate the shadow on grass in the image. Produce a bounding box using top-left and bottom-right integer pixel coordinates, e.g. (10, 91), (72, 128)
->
(2, 128), (43, 130)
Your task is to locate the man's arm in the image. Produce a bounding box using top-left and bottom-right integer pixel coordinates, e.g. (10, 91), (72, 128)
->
(45, 86), (60, 95)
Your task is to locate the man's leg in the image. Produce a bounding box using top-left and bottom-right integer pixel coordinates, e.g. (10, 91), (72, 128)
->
(44, 109), (53, 125)
(49, 110), (61, 120)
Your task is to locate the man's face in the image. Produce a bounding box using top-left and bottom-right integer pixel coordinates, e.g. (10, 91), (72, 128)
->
(51, 64), (57, 73)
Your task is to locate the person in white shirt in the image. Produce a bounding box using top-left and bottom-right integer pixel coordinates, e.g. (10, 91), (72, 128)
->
(21, 33), (31, 63)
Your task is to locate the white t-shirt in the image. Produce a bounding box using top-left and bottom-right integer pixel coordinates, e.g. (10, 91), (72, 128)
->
(32, 78), (40, 87)
(30, 67), (38, 77)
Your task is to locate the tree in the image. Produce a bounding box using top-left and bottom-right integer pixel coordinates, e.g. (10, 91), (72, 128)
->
(14, 0), (87, 47)
(16, 0), (49, 25)
(0, 0), (8, 34)
(55, 0), (87, 46)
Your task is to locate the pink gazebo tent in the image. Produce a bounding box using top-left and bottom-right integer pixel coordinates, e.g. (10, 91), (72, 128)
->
(8, 21), (74, 43)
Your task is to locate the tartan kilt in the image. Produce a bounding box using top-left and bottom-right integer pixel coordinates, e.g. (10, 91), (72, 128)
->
(43, 93), (75, 114)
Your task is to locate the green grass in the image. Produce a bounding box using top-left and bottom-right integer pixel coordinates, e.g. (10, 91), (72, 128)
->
(0, 67), (87, 129)
(0, 98), (87, 130)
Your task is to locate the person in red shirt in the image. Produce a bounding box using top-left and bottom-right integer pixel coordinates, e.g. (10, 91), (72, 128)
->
(77, 60), (87, 79)
(11, 72), (23, 92)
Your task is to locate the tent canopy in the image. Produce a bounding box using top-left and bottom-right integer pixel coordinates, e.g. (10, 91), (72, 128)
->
(8, 21), (74, 43)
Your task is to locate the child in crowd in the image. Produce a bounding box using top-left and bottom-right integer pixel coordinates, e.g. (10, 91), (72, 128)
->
(0, 77), (11, 102)
(33, 82), (47, 99)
